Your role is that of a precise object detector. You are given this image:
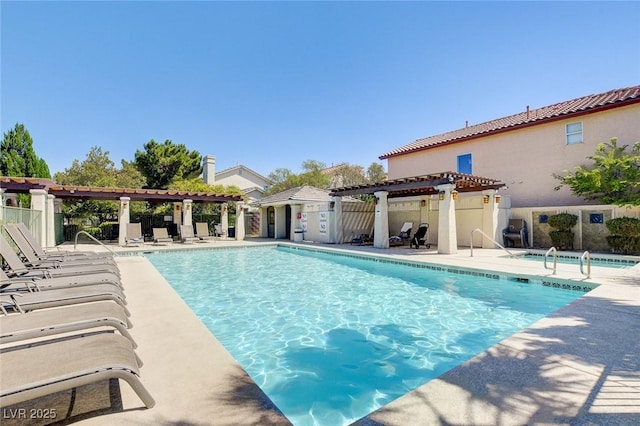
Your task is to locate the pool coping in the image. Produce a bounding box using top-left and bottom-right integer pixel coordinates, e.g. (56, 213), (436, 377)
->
(45, 239), (640, 425)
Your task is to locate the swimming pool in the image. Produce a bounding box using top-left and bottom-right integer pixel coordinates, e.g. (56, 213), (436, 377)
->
(146, 246), (586, 426)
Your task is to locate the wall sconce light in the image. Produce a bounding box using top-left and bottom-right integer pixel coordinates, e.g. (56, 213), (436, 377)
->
(420, 200), (426, 207)
(494, 194), (501, 203)
(451, 190), (458, 200)
(483, 195), (490, 204)
(374, 196), (379, 205)
(176, 205), (181, 211)
(186, 204), (191, 211)
(329, 201), (335, 209)
(438, 191), (445, 201)
(122, 202), (128, 208)
(222, 205), (228, 212)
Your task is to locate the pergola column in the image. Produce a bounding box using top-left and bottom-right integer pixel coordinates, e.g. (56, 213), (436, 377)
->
(435, 183), (457, 254)
(331, 196), (343, 244)
(29, 189), (48, 247)
(182, 199), (193, 227)
(221, 203), (229, 238)
(373, 191), (389, 249)
(46, 194), (55, 248)
(481, 189), (500, 248)
(118, 197), (131, 246)
(235, 202), (245, 240)
(0, 187), (4, 222)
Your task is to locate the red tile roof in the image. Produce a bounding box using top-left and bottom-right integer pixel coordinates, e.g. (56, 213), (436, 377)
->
(380, 85), (640, 159)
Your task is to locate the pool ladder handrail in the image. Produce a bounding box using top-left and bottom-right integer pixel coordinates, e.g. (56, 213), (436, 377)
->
(544, 247), (557, 275)
(74, 231), (117, 255)
(580, 250), (591, 279)
(470, 228), (516, 258)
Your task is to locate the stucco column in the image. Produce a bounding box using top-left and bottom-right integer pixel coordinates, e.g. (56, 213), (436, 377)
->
(373, 191), (390, 249)
(0, 188), (4, 222)
(221, 203), (229, 238)
(118, 197), (131, 246)
(331, 196), (343, 244)
(289, 204), (301, 241)
(481, 189), (500, 248)
(435, 183), (457, 254)
(182, 199), (193, 227)
(235, 202), (245, 240)
(29, 189), (48, 247)
(173, 202), (182, 227)
(46, 194), (55, 248)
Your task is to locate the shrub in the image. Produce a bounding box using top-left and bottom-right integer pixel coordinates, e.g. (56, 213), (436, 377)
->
(548, 213), (578, 250)
(605, 217), (640, 254)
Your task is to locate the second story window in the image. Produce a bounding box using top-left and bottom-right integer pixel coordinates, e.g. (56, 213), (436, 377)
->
(566, 122), (583, 144)
(457, 153), (472, 174)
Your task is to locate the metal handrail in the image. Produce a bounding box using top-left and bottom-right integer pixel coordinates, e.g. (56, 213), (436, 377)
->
(580, 251), (591, 279)
(470, 228), (516, 257)
(74, 231), (116, 255)
(544, 247), (557, 275)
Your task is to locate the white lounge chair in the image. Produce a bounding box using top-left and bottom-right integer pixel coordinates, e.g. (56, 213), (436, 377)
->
(180, 225), (199, 244)
(152, 228), (173, 245)
(125, 223), (144, 247)
(195, 223), (215, 242)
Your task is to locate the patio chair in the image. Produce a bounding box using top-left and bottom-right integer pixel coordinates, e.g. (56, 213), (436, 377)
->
(11, 222), (116, 261)
(214, 224), (227, 238)
(152, 228), (173, 245)
(351, 228), (373, 246)
(1, 284), (128, 315)
(0, 332), (155, 408)
(502, 219), (529, 248)
(195, 222), (215, 241)
(389, 222), (413, 246)
(411, 223), (430, 249)
(125, 223), (144, 247)
(0, 236), (121, 281)
(0, 300), (135, 347)
(180, 225), (199, 244)
(3, 224), (118, 270)
(0, 268), (122, 293)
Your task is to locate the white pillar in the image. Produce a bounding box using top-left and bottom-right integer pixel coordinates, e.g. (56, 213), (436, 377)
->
(118, 197), (131, 246)
(46, 194), (55, 248)
(236, 202), (245, 240)
(290, 204), (301, 241)
(435, 183), (457, 254)
(29, 189), (48, 247)
(202, 155), (216, 185)
(221, 203), (229, 238)
(481, 189), (500, 248)
(173, 202), (182, 228)
(373, 191), (389, 249)
(182, 199), (193, 227)
(0, 188), (4, 222)
(331, 196), (343, 244)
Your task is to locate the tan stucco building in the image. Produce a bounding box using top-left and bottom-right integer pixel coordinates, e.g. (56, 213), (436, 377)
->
(381, 86), (640, 208)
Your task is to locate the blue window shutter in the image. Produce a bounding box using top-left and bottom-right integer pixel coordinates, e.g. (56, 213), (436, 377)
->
(457, 154), (472, 174)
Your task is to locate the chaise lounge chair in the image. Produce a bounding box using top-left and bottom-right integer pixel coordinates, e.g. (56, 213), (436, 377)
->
(0, 332), (155, 408)
(411, 223), (430, 249)
(389, 222), (413, 247)
(1, 284), (128, 314)
(502, 219), (529, 248)
(125, 223), (144, 247)
(179, 225), (199, 244)
(13, 222), (115, 260)
(195, 222), (215, 242)
(152, 228), (173, 245)
(214, 224), (226, 239)
(0, 269), (122, 293)
(351, 228), (374, 246)
(3, 225), (118, 271)
(0, 236), (121, 282)
(0, 300), (135, 347)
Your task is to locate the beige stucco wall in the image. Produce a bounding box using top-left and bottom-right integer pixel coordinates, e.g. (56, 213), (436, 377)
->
(387, 104), (640, 208)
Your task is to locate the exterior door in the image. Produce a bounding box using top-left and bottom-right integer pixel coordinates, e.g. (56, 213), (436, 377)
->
(267, 207), (275, 238)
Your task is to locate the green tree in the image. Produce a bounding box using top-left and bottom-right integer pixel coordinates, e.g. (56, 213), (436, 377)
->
(1, 123), (50, 178)
(554, 138), (640, 206)
(329, 163), (367, 188)
(366, 162), (386, 183)
(134, 139), (202, 189)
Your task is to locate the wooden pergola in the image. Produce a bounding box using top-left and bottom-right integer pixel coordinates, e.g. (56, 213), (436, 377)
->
(329, 171), (505, 198)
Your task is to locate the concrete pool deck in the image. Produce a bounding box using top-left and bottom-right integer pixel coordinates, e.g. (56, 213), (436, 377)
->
(5, 238), (639, 425)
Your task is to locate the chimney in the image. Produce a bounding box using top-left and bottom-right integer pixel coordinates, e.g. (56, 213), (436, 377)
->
(526, 105), (530, 120)
(203, 155), (216, 185)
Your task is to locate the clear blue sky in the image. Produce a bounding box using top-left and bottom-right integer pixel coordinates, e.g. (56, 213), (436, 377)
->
(2, 1), (639, 179)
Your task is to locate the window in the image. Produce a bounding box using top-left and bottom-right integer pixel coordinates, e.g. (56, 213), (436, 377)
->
(457, 153), (472, 174)
(566, 122), (583, 144)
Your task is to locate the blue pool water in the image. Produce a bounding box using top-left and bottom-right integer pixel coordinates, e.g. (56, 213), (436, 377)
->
(146, 246), (584, 425)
